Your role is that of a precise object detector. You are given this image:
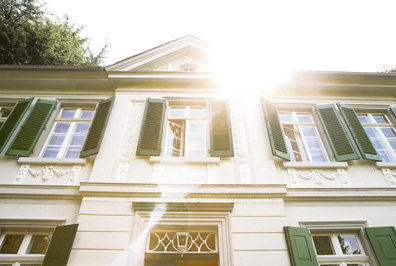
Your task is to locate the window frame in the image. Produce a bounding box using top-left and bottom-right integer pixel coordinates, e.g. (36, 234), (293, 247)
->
(163, 102), (209, 158)
(279, 110), (330, 163)
(39, 107), (95, 159)
(0, 106), (14, 128)
(300, 221), (379, 266)
(357, 112), (396, 162)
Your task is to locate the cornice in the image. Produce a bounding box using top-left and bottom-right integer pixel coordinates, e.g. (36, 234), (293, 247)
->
(0, 184), (81, 200)
(285, 187), (396, 202)
(79, 182), (287, 198)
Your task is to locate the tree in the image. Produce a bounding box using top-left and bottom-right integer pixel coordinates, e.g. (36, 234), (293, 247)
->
(0, 0), (108, 65)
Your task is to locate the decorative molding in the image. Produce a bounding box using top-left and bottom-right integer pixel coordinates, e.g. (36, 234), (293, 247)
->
(15, 165), (79, 183)
(287, 169), (349, 186)
(239, 162), (252, 184)
(119, 101), (145, 158)
(153, 56), (211, 72)
(162, 166), (205, 184)
(83, 197), (284, 203)
(207, 164), (217, 184)
(380, 168), (396, 187)
(115, 161), (130, 181)
(68, 166), (81, 185)
(231, 104), (249, 158)
(14, 165), (30, 184)
(29, 166), (71, 182)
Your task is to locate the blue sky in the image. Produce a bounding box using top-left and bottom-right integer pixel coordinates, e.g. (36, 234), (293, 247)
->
(41, 0), (396, 72)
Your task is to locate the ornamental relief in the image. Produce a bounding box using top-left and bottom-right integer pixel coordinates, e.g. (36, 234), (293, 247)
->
(287, 168), (349, 187)
(152, 164), (208, 184)
(118, 101), (145, 158)
(231, 104), (249, 158)
(380, 168), (396, 187)
(15, 165), (81, 184)
(152, 56), (211, 72)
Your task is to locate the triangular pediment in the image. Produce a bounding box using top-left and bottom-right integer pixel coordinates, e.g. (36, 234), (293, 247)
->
(106, 35), (213, 72)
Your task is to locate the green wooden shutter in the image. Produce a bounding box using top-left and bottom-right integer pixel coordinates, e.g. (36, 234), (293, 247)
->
(209, 99), (234, 157)
(42, 224), (79, 266)
(338, 103), (381, 161)
(390, 107), (396, 118)
(79, 97), (115, 158)
(315, 104), (359, 161)
(136, 98), (166, 156)
(261, 99), (290, 160)
(6, 99), (56, 157)
(284, 226), (318, 266)
(0, 98), (34, 152)
(366, 227), (396, 266)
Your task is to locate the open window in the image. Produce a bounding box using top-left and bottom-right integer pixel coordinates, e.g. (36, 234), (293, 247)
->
(136, 98), (234, 158)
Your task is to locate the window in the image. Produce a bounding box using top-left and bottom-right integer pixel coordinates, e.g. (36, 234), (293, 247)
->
(279, 111), (328, 162)
(136, 98), (234, 158)
(0, 106), (13, 128)
(312, 233), (369, 266)
(0, 231), (52, 266)
(358, 113), (396, 162)
(165, 105), (207, 157)
(40, 108), (94, 158)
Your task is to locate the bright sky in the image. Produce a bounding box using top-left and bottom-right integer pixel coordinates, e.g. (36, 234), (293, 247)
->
(41, 0), (396, 73)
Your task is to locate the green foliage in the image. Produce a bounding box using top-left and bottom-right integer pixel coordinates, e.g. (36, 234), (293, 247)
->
(0, 0), (107, 65)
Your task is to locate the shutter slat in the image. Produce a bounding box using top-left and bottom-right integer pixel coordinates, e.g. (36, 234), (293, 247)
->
(136, 98), (166, 156)
(6, 99), (56, 157)
(315, 104), (359, 161)
(0, 98), (34, 152)
(284, 226), (318, 266)
(261, 99), (290, 160)
(366, 227), (396, 266)
(42, 224), (79, 266)
(79, 97), (115, 158)
(209, 99), (234, 157)
(338, 103), (381, 161)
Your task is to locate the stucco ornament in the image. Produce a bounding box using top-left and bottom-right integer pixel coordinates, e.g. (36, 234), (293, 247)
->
(163, 166), (205, 184)
(231, 105), (249, 158)
(381, 168), (396, 187)
(29, 166), (71, 182)
(288, 169), (348, 185)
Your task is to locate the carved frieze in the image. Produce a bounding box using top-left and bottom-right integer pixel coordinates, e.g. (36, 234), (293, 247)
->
(380, 168), (396, 187)
(287, 168), (349, 187)
(163, 165), (205, 184)
(119, 101), (145, 157)
(153, 56), (211, 72)
(239, 162), (252, 183)
(231, 105), (249, 158)
(14, 165), (81, 184)
(115, 161), (130, 181)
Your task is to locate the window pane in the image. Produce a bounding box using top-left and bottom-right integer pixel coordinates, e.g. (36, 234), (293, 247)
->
(54, 122), (71, 133)
(190, 107), (205, 117)
(365, 127), (380, 138)
(312, 235), (335, 255)
(189, 121), (205, 133)
(372, 139), (388, 150)
(170, 107), (185, 117)
(60, 109), (76, 118)
(306, 139), (322, 149)
(48, 135), (65, 145)
(301, 126), (318, 137)
(347, 264), (366, 266)
(74, 123), (90, 133)
(337, 235), (362, 255)
(80, 110), (94, 119)
(378, 150), (394, 162)
(42, 147), (60, 158)
(279, 113), (293, 122)
(380, 127), (396, 138)
(373, 115), (387, 124)
(0, 234), (24, 254)
(69, 135), (86, 146)
(297, 114), (312, 123)
(358, 115), (370, 123)
(27, 235), (52, 254)
(65, 147), (81, 158)
(310, 152), (327, 162)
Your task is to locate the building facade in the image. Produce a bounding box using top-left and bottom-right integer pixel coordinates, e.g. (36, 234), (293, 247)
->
(0, 36), (395, 266)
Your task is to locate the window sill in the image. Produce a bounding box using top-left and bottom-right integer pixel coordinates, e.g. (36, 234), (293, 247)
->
(17, 157), (87, 165)
(375, 162), (396, 168)
(282, 162), (349, 169)
(149, 156), (220, 164)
